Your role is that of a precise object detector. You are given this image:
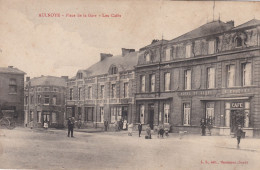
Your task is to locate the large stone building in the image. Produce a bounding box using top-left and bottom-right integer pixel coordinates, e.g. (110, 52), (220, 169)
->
(0, 66), (25, 125)
(66, 49), (138, 129)
(134, 19), (260, 137)
(24, 76), (67, 128)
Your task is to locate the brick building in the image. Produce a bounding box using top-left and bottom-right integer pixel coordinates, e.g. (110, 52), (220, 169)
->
(134, 19), (260, 137)
(66, 49), (138, 129)
(0, 66), (25, 125)
(24, 76), (67, 128)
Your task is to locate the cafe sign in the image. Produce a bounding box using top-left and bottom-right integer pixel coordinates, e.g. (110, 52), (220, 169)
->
(231, 102), (243, 108)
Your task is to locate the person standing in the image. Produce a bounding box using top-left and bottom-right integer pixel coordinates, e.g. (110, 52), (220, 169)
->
(138, 122), (142, 137)
(67, 117), (75, 137)
(200, 118), (206, 136)
(236, 125), (244, 148)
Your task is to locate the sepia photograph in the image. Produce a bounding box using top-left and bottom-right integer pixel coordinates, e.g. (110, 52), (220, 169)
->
(0, 0), (260, 169)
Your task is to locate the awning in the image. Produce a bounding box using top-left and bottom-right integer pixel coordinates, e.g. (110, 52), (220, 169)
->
(136, 97), (172, 101)
(199, 97), (250, 101)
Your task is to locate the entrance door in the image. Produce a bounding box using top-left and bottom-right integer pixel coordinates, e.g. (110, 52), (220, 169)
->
(43, 112), (50, 126)
(230, 110), (245, 133)
(148, 104), (154, 130)
(122, 107), (128, 122)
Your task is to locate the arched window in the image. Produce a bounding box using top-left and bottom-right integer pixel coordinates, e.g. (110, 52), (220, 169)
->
(236, 37), (242, 47)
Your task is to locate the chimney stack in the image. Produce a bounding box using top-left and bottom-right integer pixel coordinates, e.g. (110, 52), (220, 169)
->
(122, 48), (135, 57)
(100, 53), (113, 61)
(8, 66), (13, 68)
(226, 20), (234, 27)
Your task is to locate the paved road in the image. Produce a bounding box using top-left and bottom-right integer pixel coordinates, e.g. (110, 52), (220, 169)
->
(0, 128), (260, 170)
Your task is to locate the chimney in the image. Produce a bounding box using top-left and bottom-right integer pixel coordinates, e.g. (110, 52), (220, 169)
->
(26, 77), (30, 82)
(100, 53), (113, 61)
(61, 76), (69, 81)
(226, 20), (234, 27)
(122, 48), (135, 57)
(8, 66), (13, 68)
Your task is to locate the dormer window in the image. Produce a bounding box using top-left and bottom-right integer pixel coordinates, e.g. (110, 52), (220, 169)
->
(110, 66), (118, 75)
(185, 44), (191, 58)
(145, 53), (151, 62)
(77, 72), (83, 79)
(208, 40), (215, 54)
(236, 37), (242, 47)
(165, 48), (171, 61)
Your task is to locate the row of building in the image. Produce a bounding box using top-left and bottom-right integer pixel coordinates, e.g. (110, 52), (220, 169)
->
(1, 19), (260, 137)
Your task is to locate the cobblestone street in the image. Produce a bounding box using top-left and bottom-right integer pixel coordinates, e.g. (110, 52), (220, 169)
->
(1, 128), (260, 170)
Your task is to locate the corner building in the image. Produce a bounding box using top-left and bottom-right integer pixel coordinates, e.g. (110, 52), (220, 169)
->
(134, 19), (260, 137)
(66, 49), (138, 129)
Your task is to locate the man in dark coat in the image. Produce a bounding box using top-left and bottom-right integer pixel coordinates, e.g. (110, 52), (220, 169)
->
(236, 125), (244, 148)
(138, 122), (142, 137)
(200, 118), (206, 136)
(67, 117), (75, 137)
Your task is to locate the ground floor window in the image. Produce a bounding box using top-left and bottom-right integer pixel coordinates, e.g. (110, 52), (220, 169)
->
(100, 107), (104, 123)
(85, 107), (94, 122)
(43, 112), (50, 123)
(52, 112), (57, 123)
(206, 102), (214, 125)
(37, 111), (41, 123)
(30, 111), (34, 121)
(140, 105), (145, 124)
(110, 107), (116, 123)
(164, 104), (170, 124)
(110, 106), (124, 123)
(183, 103), (190, 125)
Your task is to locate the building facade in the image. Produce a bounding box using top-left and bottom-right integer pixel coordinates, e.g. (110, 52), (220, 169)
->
(0, 66), (25, 125)
(134, 19), (260, 137)
(24, 76), (67, 128)
(66, 49), (138, 129)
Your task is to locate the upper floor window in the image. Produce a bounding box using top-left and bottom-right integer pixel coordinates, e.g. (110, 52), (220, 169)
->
(165, 48), (171, 61)
(124, 83), (129, 98)
(69, 88), (73, 100)
(185, 44), (191, 58)
(53, 95), (57, 105)
(208, 40), (215, 54)
(164, 72), (170, 91)
(30, 95), (34, 104)
(88, 86), (92, 99)
(9, 78), (17, 93)
(150, 74), (155, 92)
(53, 88), (58, 92)
(44, 87), (49, 91)
(207, 67), (215, 89)
(37, 95), (41, 104)
(110, 66), (118, 75)
(242, 63), (252, 86)
(100, 85), (105, 99)
(145, 53), (151, 62)
(184, 70), (191, 90)
(77, 72), (83, 79)
(44, 95), (50, 105)
(141, 75), (145, 92)
(25, 96), (28, 105)
(111, 84), (116, 98)
(236, 37), (242, 47)
(227, 65), (235, 87)
(78, 87), (82, 100)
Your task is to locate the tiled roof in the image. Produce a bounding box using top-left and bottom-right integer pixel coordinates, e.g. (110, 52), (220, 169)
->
(30, 76), (67, 87)
(83, 51), (139, 77)
(170, 20), (234, 43)
(232, 19), (260, 31)
(0, 67), (25, 75)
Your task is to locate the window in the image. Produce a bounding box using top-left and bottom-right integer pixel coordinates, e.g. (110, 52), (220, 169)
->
(242, 63), (252, 86)
(44, 95), (50, 105)
(77, 72), (83, 79)
(145, 53), (151, 62)
(100, 85), (105, 99)
(244, 102), (250, 128)
(30, 111), (34, 121)
(227, 65), (235, 87)
(111, 84), (116, 98)
(88, 86), (92, 99)
(185, 44), (191, 58)
(141, 75), (145, 92)
(208, 40), (215, 54)
(164, 72), (170, 91)
(124, 83), (129, 98)
(165, 48), (171, 61)
(85, 107), (94, 122)
(53, 88), (58, 92)
(37, 111), (41, 123)
(110, 107), (116, 123)
(37, 95), (41, 104)
(206, 102), (214, 125)
(9, 78), (17, 93)
(30, 95), (34, 104)
(184, 70), (191, 90)
(78, 87), (82, 100)
(150, 74), (155, 92)
(52, 112), (57, 123)
(44, 87), (49, 91)
(140, 105), (145, 124)
(236, 37), (242, 47)
(69, 88), (73, 100)
(111, 66), (118, 74)
(207, 67), (215, 89)
(37, 87), (41, 92)
(52, 95), (57, 105)
(25, 96), (28, 105)
(117, 107), (122, 121)
(100, 107), (104, 123)
(164, 104), (170, 124)
(225, 102), (230, 127)
(183, 103), (190, 125)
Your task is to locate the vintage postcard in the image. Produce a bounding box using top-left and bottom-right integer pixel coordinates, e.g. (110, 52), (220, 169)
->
(0, 0), (260, 170)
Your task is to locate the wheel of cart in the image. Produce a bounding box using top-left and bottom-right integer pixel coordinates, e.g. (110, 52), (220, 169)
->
(0, 112), (16, 129)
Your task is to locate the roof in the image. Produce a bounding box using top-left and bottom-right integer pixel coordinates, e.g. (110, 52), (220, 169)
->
(0, 67), (25, 75)
(30, 76), (67, 87)
(82, 51), (139, 77)
(140, 40), (169, 50)
(232, 19), (260, 31)
(170, 20), (234, 43)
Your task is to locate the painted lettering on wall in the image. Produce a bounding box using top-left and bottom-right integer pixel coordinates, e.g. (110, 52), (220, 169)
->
(231, 102), (243, 108)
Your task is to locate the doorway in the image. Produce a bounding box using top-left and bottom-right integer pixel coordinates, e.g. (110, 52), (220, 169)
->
(148, 104), (154, 130)
(230, 110), (245, 133)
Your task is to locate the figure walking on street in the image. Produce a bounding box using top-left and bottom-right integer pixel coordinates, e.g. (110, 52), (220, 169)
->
(236, 125), (244, 148)
(138, 122), (142, 137)
(67, 117), (75, 137)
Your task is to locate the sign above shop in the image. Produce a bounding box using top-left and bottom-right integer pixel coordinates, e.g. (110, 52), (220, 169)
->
(231, 102), (244, 108)
(178, 90), (217, 97)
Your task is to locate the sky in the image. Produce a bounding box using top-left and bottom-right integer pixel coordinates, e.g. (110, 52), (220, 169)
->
(0, 0), (260, 78)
